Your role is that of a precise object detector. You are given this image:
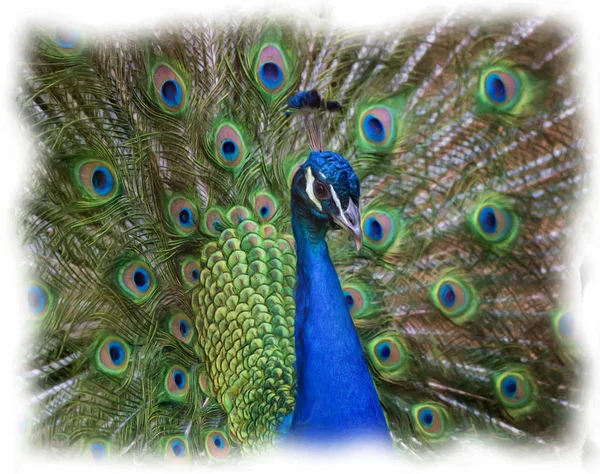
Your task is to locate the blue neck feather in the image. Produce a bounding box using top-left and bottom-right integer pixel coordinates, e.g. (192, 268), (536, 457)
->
(289, 202), (390, 445)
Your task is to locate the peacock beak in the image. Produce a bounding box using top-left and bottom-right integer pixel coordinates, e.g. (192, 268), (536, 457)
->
(332, 199), (363, 250)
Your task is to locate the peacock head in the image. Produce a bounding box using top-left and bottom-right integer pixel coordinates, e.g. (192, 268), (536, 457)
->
(291, 151), (362, 248)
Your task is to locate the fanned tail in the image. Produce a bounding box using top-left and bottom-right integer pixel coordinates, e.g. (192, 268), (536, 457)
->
(17, 11), (586, 463)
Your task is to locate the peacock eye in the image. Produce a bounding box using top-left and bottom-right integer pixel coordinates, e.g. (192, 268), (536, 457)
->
(314, 181), (329, 200)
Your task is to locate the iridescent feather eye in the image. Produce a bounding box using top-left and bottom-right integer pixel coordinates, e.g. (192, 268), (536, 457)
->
(27, 283), (52, 318)
(484, 70), (520, 107)
(165, 366), (189, 402)
(168, 197), (198, 235)
(550, 310), (580, 363)
(342, 282), (372, 319)
(228, 206), (251, 224)
(468, 195), (519, 251)
(53, 28), (82, 52)
(438, 282), (466, 313)
(151, 63), (188, 114)
(477, 65), (529, 114)
(558, 312), (575, 339)
(117, 261), (156, 303)
(493, 369), (537, 416)
(180, 257), (201, 288)
(360, 107), (394, 147)
(77, 161), (119, 202)
(430, 276), (478, 325)
(215, 123), (246, 168)
(361, 210), (401, 253)
(95, 336), (130, 376)
(355, 96), (408, 153)
(204, 209), (227, 236)
(552, 310), (577, 346)
(366, 334), (409, 379)
(163, 436), (189, 461)
(477, 205), (512, 241)
(204, 429), (230, 461)
(168, 313), (194, 344)
(253, 192), (278, 222)
(255, 44), (289, 95)
(410, 403), (451, 442)
(86, 440), (110, 461)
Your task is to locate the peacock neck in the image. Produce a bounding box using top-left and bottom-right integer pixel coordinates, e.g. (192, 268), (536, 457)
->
(290, 204), (390, 445)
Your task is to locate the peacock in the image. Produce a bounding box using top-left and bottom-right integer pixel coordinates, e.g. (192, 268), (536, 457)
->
(17, 11), (588, 464)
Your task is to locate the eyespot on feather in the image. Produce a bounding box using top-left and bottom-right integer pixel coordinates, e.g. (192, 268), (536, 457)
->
(359, 107), (394, 146)
(162, 436), (189, 461)
(550, 309), (580, 363)
(374, 339), (403, 367)
(204, 209), (227, 236)
(430, 275), (478, 325)
(27, 282), (52, 318)
(151, 63), (188, 114)
(53, 28), (82, 52)
(558, 312), (575, 339)
(215, 124), (246, 168)
(228, 206), (251, 224)
(476, 205), (513, 242)
(552, 310), (578, 346)
(117, 261), (156, 303)
(437, 281), (467, 313)
(366, 334), (409, 378)
(361, 210), (398, 252)
(85, 439), (110, 461)
(484, 70), (520, 107)
(77, 161), (119, 202)
(253, 192), (278, 222)
(180, 257), (201, 288)
(410, 403), (451, 441)
(255, 44), (289, 94)
(168, 313), (194, 343)
(95, 336), (130, 376)
(468, 194), (520, 251)
(204, 429), (230, 461)
(168, 197), (198, 235)
(165, 365), (189, 401)
(493, 369), (536, 413)
(477, 66), (527, 114)
(341, 282), (371, 319)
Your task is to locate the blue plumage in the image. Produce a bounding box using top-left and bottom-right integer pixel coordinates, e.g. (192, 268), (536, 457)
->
(485, 73), (507, 103)
(286, 89), (342, 115)
(90, 166), (114, 196)
(108, 342), (125, 365)
(288, 89), (322, 110)
(161, 80), (183, 108)
(27, 285), (47, 314)
(133, 268), (151, 292)
(289, 151), (390, 445)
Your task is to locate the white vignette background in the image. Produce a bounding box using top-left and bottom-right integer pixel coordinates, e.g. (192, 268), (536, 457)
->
(1, 0), (599, 473)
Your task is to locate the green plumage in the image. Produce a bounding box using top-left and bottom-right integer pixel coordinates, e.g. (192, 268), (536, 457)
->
(18, 13), (585, 463)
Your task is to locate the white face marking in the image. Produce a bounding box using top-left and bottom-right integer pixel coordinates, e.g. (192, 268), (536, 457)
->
(329, 184), (346, 221)
(330, 184), (350, 227)
(305, 167), (323, 211)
